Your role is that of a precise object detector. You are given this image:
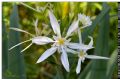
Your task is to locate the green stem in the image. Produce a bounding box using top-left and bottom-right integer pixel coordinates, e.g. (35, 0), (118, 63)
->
(20, 2), (40, 13)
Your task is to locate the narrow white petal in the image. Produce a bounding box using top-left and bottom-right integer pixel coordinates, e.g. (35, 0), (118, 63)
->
(86, 55), (109, 60)
(66, 20), (79, 38)
(10, 28), (34, 37)
(61, 47), (70, 72)
(67, 43), (80, 49)
(80, 26), (88, 29)
(21, 43), (32, 53)
(48, 11), (61, 37)
(36, 47), (57, 63)
(76, 58), (81, 74)
(67, 43), (93, 50)
(88, 36), (93, 47)
(66, 48), (77, 54)
(78, 29), (82, 44)
(32, 36), (54, 45)
(9, 39), (32, 51)
(53, 35), (58, 40)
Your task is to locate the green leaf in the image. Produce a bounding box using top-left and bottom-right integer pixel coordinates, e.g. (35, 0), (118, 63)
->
(8, 4), (26, 79)
(54, 67), (64, 79)
(82, 2), (110, 41)
(78, 3), (111, 79)
(2, 18), (8, 79)
(78, 61), (92, 79)
(106, 49), (117, 79)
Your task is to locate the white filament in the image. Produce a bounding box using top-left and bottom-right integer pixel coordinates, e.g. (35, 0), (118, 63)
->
(9, 39), (32, 51)
(21, 43), (33, 53)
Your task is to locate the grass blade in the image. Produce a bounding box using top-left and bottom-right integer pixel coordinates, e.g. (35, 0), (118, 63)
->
(8, 4), (26, 79)
(106, 49), (117, 79)
(2, 18), (8, 79)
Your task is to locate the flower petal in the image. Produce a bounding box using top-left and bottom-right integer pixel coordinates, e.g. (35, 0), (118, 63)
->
(10, 27), (34, 37)
(20, 43), (32, 53)
(67, 43), (80, 49)
(53, 35), (58, 40)
(32, 36), (54, 45)
(61, 46), (70, 72)
(36, 47), (57, 63)
(66, 47), (77, 54)
(86, 55), (109, 60)
(88, 36), (93, 47)
(48, 11), (61, 37)
(67, 43), (93, 50)
(76, 58), (81, 74)
(78, 29), (82, 44)
(66, 20), (79, 38)
(9, 39), (32, 51)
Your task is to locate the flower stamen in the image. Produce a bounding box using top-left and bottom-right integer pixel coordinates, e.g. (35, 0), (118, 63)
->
(79, 50), (86, 58)
(57, 38), (65, 45)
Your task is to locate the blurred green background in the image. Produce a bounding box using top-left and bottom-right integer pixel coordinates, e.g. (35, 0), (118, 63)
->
(2, 2), (118, 79)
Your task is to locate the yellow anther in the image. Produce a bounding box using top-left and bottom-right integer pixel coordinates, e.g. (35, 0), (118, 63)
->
(58, 38), (65, 45)
(79, 51), (85, 57)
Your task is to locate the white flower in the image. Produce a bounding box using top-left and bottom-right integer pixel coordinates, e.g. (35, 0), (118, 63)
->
(78, 13), (92, 29)
(31, 11), (79, 72)
(71, 29), (109, 74)
(9, 11), (79, 72)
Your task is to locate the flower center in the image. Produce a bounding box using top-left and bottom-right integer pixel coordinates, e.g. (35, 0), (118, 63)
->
(79, 50), (86, 58)
(58, 38), (65, 45)
(81, 19), (87, 25)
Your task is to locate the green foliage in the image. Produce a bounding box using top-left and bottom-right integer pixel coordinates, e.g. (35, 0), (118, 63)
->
(2, 16), (8, 79)
(7, 4), (26, 79)
(106, 49), (117, 79)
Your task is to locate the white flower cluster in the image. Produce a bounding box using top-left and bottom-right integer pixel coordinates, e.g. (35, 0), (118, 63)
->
(9, 10), (109, 74)
(78, 13), (92, 28)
